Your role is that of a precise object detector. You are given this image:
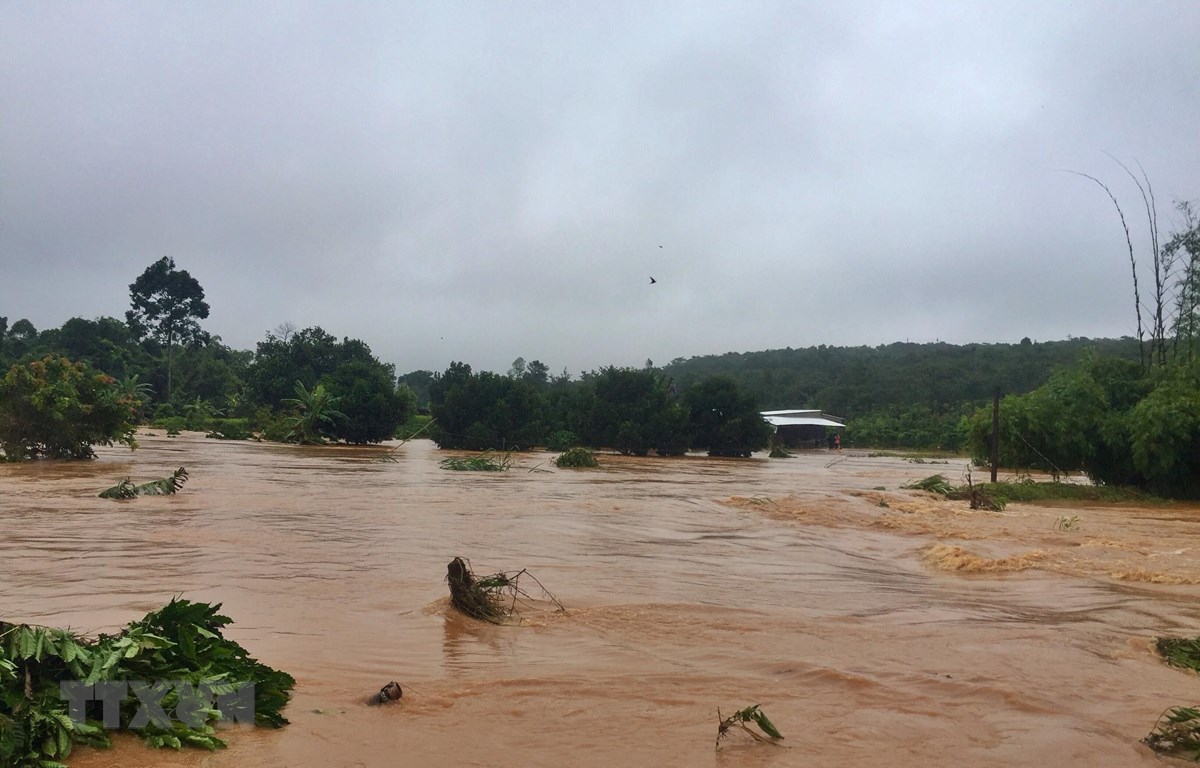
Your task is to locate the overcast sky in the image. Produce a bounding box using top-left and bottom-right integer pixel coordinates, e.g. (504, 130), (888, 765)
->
(2, 1), (1198, 375)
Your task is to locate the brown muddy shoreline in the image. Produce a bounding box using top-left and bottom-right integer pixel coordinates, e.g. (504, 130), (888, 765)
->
(2, 434), (1198, 767)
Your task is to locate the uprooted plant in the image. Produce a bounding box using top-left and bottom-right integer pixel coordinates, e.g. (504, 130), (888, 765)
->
(0, 598), (294, 766)
(902, 474), (957, 496)
(446, 557), (564, 624)
(1143, 706), (1200, 761)
(716, 704), (784, 749)
(99, 467), (189, 499)
(1156, 636), (1200, 673)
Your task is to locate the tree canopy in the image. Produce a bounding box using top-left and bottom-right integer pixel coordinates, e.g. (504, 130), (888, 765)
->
(126, 257), (211, 400)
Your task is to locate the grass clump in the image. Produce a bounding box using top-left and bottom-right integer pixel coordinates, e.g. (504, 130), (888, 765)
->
(439, 452), (512, 471)
(555, 447), (598, 468)
(768, 447), (792, 458)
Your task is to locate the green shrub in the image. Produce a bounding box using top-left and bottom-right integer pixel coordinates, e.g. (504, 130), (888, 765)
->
(546, 429), (579, 451)
(396, 413), (434, 440)
(206, 418), (252, 440)
(158, 416), (187, 436)
(0, 356), (138, 460)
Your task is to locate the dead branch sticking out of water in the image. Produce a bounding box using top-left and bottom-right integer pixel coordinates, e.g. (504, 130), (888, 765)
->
(446, 557), (564, 624)
(1143, 706), (1200, 760)
(98, 467), (188, 499)
(716, 705), (784, 749)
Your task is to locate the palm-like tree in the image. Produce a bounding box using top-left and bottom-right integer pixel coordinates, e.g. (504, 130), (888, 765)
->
(283, 381), (345, 444)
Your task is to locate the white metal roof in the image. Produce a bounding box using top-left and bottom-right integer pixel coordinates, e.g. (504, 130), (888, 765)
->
(760, 409), (845, 428)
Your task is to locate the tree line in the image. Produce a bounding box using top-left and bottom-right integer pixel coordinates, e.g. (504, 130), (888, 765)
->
(5, 191), (1197, 497)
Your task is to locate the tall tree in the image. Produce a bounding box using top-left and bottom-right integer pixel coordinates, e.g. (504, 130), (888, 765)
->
(126, 257), (210, 400)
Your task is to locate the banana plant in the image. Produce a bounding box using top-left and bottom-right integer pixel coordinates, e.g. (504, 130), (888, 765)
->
(282, 381), (345, 444)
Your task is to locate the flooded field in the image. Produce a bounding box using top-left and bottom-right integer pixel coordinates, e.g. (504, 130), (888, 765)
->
(2, 434), (1199, 767)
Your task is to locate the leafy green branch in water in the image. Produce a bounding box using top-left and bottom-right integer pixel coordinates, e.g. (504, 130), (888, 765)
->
(716, 704), (783, 749)
(1143, 706), (1200, 761)
(902, 474), (957, 496)
(446, 557), (564, 624)
(439, 452), (513, 471)
(99, 467), (188, 499)
(1157, 636), (1200, 673)
(0, 598), (294, 767)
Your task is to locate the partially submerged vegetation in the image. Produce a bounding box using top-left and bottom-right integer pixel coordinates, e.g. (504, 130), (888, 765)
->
(554, 447), (599, 468)
(716, 704), (783, 749)
(1157, 636), (1200, 673)
(439, 452), (513, 472)
(445, 557), (563, 624)
(902, 473), (1161, 512)
(0, 598), (293, 766)
(1143, 707), (1200, 761)
(99, 467), (189, 499)
(1144, 637), (1200, 759)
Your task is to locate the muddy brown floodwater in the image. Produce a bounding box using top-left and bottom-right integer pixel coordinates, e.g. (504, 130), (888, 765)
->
(3, 434), (1200, 768)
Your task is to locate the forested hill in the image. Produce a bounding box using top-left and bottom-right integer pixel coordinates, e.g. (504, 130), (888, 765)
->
(660, 337), (1142, 416)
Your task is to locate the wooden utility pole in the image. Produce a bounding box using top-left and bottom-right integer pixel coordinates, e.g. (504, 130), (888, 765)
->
(990, 388), (1000, 483)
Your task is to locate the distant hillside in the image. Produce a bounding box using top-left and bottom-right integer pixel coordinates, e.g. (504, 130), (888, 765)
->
(660, 337), (1142, 416)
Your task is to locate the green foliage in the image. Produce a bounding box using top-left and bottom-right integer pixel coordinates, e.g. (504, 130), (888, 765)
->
(845, 403), (972, 451)
(429, 363), (544, 450)
(555, 447), (598, 468)
(902, 474), (955, 496)
(319, 360), (413, 444)
(546, 429), (579, 452)
(661, 338), (1142, 417)
(0, 356), (139, 461)
(1143, 706), (1200, 761)
(768, 446), (792, 458)
(716, 704), (783, 749)
(205, 418), (252, 440)
(99, 467), (189, 499)
(0, 599), (293, 767)
(582, 367), (687, 455)
(439, 452), (512, 471)
(965, 354), (1200, 497)
(126, 257), (211, 401)
(281, 381), (345, 444)
(246, 327), (396, 421)
(396, 413), (434, 440)
(1156, 636), (1200, 673)
(158, 416), (186, 436)
(682, 376), (772, 457)
(180, 397), (220, 432)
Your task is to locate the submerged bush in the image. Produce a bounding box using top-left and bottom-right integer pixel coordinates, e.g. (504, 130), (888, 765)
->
(0, 356), (138, 460)
(555, 447), (598, 468)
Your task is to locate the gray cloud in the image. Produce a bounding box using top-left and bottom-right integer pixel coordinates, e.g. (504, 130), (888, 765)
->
(2, 1), (1197, 374)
